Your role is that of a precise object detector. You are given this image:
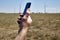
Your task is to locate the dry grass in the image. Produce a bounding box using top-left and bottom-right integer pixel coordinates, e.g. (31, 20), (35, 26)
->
(0, 13), (60, 40)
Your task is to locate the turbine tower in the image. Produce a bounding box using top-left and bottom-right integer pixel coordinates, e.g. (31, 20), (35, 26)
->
(44, 0), (47, 13)
(44, 4), (46, 13)
(19, 0), (22, 13)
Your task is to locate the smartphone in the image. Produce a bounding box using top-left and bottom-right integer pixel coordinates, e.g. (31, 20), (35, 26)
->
(23, 2), (31, 16)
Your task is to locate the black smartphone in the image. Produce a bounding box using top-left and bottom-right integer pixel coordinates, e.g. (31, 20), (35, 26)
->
(23, 2), (31, 16)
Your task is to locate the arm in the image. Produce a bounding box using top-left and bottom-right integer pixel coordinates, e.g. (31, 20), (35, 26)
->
(15, 2), (32, 40)
(15, 8), (32, 40)
(15, 14), (32, 40)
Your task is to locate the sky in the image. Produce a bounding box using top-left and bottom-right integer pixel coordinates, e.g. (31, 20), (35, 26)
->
(0, 0), (60, 13)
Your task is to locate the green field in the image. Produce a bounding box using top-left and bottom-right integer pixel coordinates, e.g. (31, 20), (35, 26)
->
(0, 13), (60, 40)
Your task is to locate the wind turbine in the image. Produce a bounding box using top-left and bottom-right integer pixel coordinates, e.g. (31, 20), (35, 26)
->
(44, 0), (47, 13)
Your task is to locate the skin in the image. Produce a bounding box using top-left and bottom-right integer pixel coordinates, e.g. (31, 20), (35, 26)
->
(15, 9), (32, 40)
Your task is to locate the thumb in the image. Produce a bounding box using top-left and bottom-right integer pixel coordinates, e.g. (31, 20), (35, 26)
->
(27, 16), (32, 24)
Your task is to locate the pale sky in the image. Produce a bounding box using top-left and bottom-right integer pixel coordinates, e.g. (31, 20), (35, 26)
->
(0, 0), (60, 13)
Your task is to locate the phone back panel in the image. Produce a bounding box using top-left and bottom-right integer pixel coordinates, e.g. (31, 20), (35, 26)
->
(23, 2), (31, 15)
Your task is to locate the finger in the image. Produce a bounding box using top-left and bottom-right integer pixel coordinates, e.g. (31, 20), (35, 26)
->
(19, 14), (23, 17)
(23, 15), (27, 20)
(25, 8), (30, 17)
(17, 13), (23, 20)
(26, 8), (30, 14)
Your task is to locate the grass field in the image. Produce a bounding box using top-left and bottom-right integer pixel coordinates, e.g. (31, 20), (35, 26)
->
(0, 13), (60, 40)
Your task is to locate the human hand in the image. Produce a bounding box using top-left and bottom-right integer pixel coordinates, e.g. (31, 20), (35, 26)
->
(17, 8), (32, 33)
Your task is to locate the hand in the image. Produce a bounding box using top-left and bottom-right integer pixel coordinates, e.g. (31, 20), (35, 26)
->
(17, 8), (32, 34)
(15, 9), (32, 40)
(15, 14), (32, 40)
